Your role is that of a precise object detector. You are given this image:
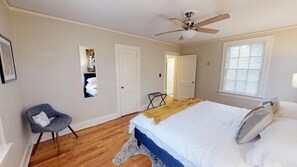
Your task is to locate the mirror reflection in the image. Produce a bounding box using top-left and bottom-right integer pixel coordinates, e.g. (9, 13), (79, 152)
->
(79, 46), (97, 98)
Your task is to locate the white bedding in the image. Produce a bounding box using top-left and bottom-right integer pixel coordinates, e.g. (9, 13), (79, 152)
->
(85, 78), (97, 96)
(129, 101), (256, 167)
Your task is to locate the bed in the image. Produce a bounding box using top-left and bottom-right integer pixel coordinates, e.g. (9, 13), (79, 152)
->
(129, 100), (257, 167)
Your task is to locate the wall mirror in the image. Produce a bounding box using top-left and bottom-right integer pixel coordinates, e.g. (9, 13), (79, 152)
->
(79, 46), (97, 98)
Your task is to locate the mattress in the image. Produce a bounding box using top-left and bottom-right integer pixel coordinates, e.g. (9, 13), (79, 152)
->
(129, 101), (257, 167)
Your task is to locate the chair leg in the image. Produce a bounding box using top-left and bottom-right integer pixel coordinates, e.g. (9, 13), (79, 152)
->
(51, 132), (55, 141)
(56, 132), (60, 156)
(32, 133), (43, 155)
(68, 125), (78, 138)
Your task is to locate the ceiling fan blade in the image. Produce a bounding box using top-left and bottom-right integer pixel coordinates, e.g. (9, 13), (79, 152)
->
(196, 28), (219, 34)
(155, 29), (182, 36)
(194, 13), (230, 27)
(169, 18), (187, 27)
(178, 35), (184, 41)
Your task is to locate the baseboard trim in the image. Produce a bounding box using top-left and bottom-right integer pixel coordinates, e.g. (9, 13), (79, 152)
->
(70, 112), (120, 132)
(30, 112), (120, 144)
(19, 144), (32, 167)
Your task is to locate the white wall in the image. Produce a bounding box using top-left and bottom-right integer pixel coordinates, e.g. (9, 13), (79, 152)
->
(0, 1), (31, 167)
(10, 10), (180, 126)
(181, 28), (297, 108)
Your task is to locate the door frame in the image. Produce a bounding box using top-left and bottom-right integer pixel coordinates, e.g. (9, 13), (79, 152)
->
(115, 44), (141, 116)
(164, 51), (179, 99)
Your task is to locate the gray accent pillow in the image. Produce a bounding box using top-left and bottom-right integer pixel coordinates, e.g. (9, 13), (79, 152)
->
(236, 106), (273, 144)
(262, 97), (279, 113)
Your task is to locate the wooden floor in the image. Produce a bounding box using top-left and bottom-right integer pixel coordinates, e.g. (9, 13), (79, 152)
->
(29, 113), (152, 167)
(29, 97), (175, 167)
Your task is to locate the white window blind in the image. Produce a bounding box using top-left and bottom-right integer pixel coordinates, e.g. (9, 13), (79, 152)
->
(219, 36), (272, 99)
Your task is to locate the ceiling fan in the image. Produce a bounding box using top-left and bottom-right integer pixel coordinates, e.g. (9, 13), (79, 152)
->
(155, 10), (230, 41)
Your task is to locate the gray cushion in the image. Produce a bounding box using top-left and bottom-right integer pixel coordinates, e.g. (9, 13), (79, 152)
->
(262, 97), (279, 113)
(236, 106), (273, 144)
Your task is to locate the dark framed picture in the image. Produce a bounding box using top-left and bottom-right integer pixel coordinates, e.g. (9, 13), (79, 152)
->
(0, 34), (17, 84)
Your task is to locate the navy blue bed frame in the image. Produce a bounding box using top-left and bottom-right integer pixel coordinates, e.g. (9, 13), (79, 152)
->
(134, 128), (184, 167)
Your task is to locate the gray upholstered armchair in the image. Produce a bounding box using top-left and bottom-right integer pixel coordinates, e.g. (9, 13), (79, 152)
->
(26, 104), (78, 155)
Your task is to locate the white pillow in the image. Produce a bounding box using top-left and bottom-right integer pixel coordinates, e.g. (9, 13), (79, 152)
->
(32, 111), (50, 127)
(246, 118), (297, 167)
(87, 77), (97, 84)
(85, 82), (97, 89)
(275, 101), (297, 119)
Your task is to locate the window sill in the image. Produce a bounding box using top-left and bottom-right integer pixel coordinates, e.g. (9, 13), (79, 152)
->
(218, 90), (265, 102)
(0, 143), (12, 166)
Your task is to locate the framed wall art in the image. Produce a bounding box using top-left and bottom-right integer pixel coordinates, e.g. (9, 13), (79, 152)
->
(0, 34), (17, 84)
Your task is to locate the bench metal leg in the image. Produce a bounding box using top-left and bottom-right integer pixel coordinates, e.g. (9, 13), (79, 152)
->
(147, 96), (154, 110)
(159, 94), (167, 106)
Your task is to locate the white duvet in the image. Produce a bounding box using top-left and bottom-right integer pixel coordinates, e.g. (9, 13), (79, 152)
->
(129, 101), (256, 167)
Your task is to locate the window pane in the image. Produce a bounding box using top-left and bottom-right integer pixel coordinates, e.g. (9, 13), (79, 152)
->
(229, 46), (239, 58)
(239, 45), (250, 57)
(235, 81), (245, 93)
(246, 81), (258, 95)
(251, 43), (264, 57)
(222, 38), (268, 97)
(228, 58), (238, 69)
(224, 80), (235, 91)
(226, 70), (236, 80)
(236, 70), (247, 81)
(247, 70), (260, 82)
(249, 57), (262, 69)
(238, 58), (249, 69)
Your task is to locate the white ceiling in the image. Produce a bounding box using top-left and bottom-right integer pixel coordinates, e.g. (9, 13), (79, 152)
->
(6, 0), (297, 45)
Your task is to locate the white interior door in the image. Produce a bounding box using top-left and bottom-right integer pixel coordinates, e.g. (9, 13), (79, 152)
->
(166, 57), (175, 96)
(176, 55), (197, 100)
(115, 44), (140, 116)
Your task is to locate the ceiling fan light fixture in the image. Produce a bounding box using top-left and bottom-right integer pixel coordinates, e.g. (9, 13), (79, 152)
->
(182, 29), (196, 39)
(155, 10), (230, 41)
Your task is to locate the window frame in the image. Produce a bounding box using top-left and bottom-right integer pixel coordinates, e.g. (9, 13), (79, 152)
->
(219, 36), (273, 100)
(0, 117), (11, 166)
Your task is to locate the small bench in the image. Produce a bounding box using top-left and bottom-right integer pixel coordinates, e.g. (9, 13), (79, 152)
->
(147, 92), (167, 110)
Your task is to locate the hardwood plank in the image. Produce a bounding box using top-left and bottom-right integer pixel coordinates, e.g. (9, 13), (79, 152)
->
(29, 113), (151, 167)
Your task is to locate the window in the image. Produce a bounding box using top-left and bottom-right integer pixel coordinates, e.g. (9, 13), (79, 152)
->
(0, 117), (11, 166)
(219, 36), (273, 99)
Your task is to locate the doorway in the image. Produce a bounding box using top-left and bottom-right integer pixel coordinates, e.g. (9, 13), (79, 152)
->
(165, 55), (177, 98)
